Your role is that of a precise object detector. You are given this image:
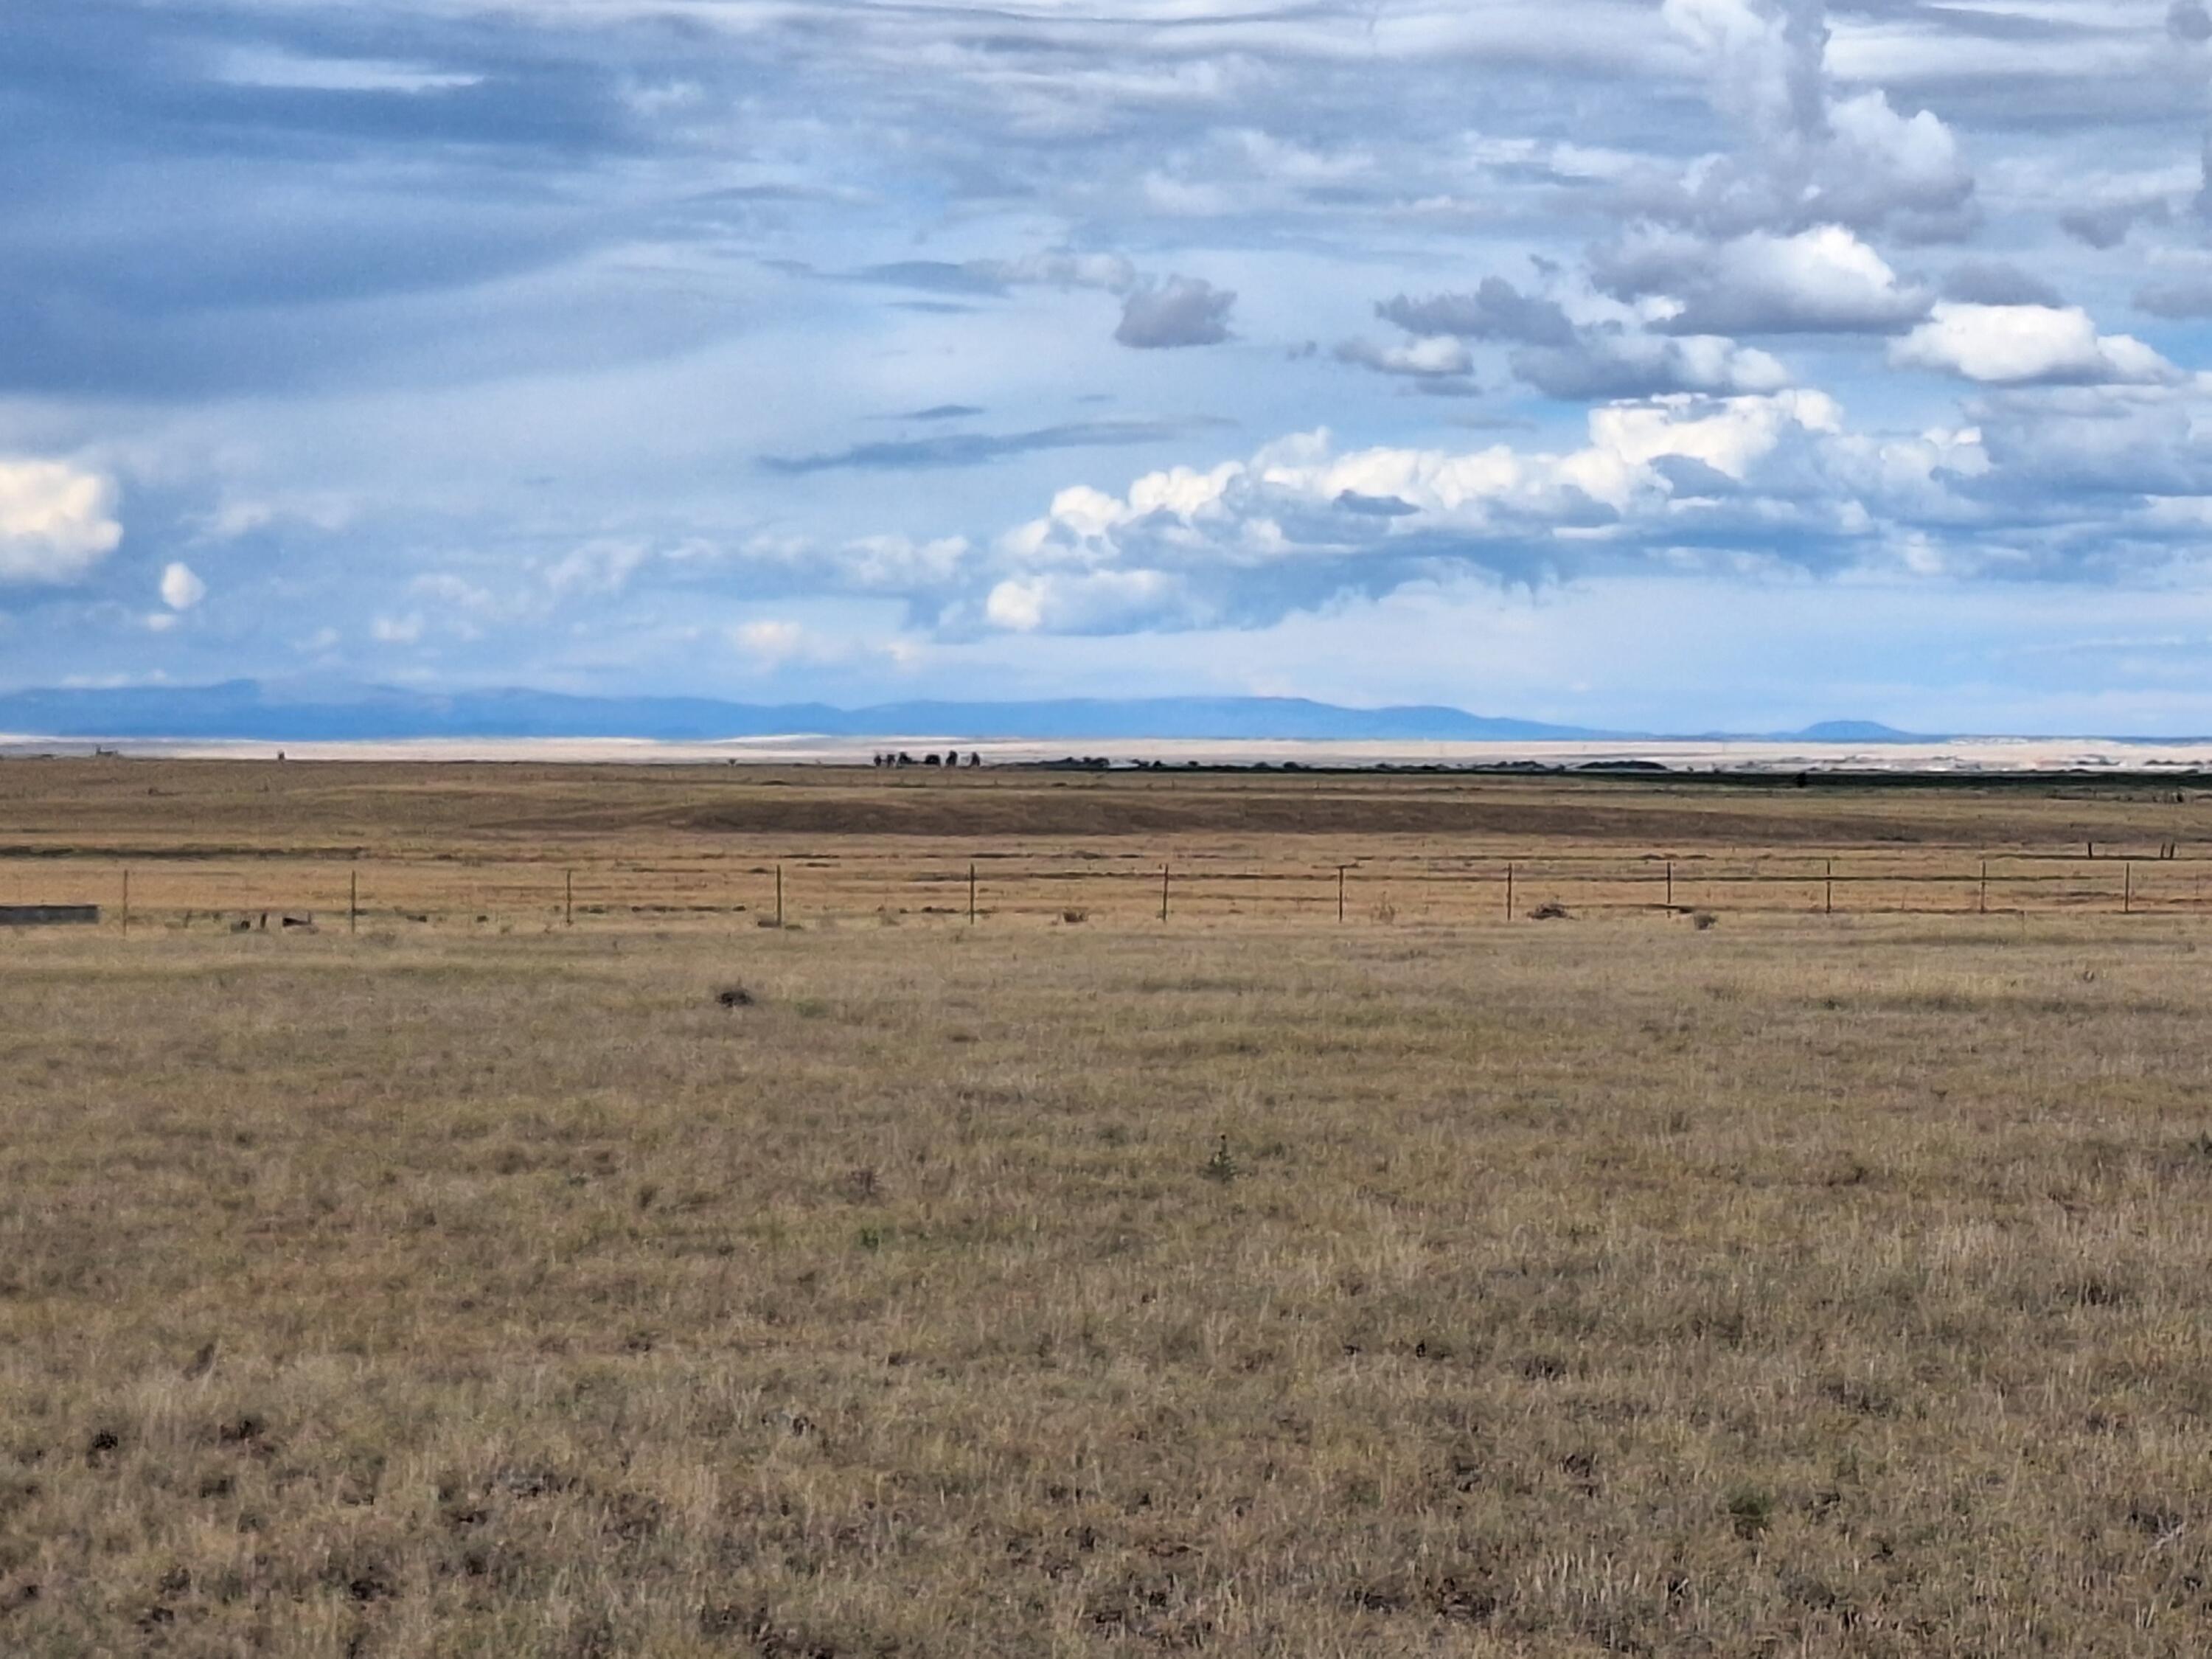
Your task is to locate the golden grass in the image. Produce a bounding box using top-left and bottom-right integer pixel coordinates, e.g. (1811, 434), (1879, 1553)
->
(6, 766), (2212, 1653)
(1, 759), (2208, 928)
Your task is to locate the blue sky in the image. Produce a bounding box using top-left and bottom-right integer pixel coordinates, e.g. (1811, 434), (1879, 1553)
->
(12, 0), (2212, 731)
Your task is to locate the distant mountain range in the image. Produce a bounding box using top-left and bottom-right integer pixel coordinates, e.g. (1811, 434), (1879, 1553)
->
(0, 680), (1939, 745)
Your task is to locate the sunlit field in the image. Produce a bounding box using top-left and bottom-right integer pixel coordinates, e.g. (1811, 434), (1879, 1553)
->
(6, 762), (2212, 1654)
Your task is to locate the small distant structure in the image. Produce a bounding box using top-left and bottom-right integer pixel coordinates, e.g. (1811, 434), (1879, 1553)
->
(966, 751), (981, 768)
(0, 905), (100, 928)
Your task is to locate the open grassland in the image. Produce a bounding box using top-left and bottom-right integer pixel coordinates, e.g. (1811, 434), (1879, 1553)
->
(4, 759), (2212, 928)
(7, 767), (2212, 1653)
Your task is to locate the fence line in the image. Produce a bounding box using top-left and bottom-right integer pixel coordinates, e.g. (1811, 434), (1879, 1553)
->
(1, 849), (2205, 933)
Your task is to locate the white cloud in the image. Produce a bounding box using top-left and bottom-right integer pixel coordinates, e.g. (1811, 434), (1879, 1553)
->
(733, 619), (808, 664)
(984, 389), (1861, 631)
(1890, 304), (2181, 386)
(159, 561), (206, 611)
(371, 613), (425, 644)
(216, 48), (483, 95)
(1332, 335), (1475, 379)
(1601, 224), (1932, 334)
(984, 568), (1186, 633)
(0, 459), (123, 585)
(1656, 0), (1975, 240)
(544, 538), (651, 596)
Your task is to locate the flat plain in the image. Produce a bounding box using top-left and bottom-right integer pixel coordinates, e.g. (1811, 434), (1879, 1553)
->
(6, 760), (2212, 1655)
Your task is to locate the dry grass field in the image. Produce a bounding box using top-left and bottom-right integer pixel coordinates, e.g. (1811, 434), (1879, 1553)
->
(7, 761), (2212, 1655)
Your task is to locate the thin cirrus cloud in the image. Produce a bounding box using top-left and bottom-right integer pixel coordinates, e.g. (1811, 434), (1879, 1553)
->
(4, 0), (2212, 727)
(760, 419), (1234, 476)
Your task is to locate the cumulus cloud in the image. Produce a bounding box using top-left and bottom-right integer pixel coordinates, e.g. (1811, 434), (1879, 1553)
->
(1332, 335), (1475, 380)
(1653, 0), (1977, 242)
(159, 562), (206, 611)
(1889, 304), (2180, 386)
(1377, 281), (1578, 348)
(1365, 275), (1785, 399)
(0, 459), (124, 585)
(970, 390), (1895, 631)
(1507, 331), (1789, 399)
(1114, 276), (1236, 349)
(1596, 225), (1932, 335)
(984, 568), (1189, 633)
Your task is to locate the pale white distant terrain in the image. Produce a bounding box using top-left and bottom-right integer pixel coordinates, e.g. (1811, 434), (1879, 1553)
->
(10, 734), (2212, 772)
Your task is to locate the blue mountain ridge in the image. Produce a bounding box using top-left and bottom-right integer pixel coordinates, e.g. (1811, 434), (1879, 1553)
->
(0, 681), (1953, 744)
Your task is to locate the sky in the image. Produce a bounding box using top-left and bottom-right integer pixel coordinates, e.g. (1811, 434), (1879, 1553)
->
(15, 1), (2212, 731)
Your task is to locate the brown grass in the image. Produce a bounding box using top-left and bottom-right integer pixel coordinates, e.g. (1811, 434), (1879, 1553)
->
(4, 765), (2212, 1653)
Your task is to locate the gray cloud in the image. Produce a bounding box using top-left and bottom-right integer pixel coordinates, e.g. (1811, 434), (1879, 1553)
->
(1114, 276), (1236, 349)
(882, 404), (986, 422)
(760, 418), (1226, 475)
(2171, 1), (2212, 44)
(1377, 280), (1576, 347)
(1593, 227), (1933, 335)
(1506, 331), (1786, 400)
(2133, 275), (2212, 319)
(2059, 200), (2172, 250)
(1943, 260), (2064, 309)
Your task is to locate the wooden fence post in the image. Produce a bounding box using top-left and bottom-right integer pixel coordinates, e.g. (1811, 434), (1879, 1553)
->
(2125, 863), (2133, 916)
(1160, 865), (1170, 924)
(565, 869), (574, 928)
(121, 869), (130, 938)
(350, 869), (359, 935)
(1824, 858), (1833, 917)
(1666, 860), (1673, 910)
(1505, 863), (1514, 921)
(776, 864), (785, 929)
(969, 863), (977, 925)
(1337, 864), (1348, 924)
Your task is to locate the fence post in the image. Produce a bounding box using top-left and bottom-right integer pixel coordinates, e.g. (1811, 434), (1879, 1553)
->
(1505, 863), (1514, 921)
(1666, 860), (1673, 910)
(1160, 865), (1170, 924)
(2125, 863), (2133, 916)
(969, 862), (977, 925)
(1337, 864), (1348, 924)
(350, 869), (359, 936)
(121, 868), (130, 937)
(1824, 858), (1833, 917)
(776, 864), (785, 929)
(565, 869), (574, 928)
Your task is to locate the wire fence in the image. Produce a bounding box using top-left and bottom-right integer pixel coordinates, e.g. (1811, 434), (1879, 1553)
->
(1, 847), (2207, 933)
